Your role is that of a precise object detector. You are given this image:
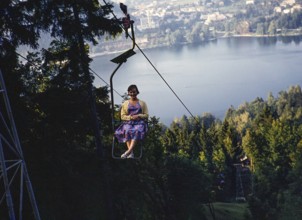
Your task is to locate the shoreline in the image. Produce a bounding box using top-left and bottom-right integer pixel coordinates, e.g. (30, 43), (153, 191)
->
(90, 33), (302, 58)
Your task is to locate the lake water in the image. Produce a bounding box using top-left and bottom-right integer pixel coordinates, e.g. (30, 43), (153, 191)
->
(90, 36), (302, 125)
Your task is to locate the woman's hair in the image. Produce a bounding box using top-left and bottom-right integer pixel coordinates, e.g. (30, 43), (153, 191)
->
(127, 84), (139, 94)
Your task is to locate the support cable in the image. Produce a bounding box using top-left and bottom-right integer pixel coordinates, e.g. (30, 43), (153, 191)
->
(103, 0), (199, 123)
(17, 2), (199, 123)
(89, 67), (124, 98)
(16, 52), (35, 65)
(16, 52), (123, 99)
(135, 43), (198, 122)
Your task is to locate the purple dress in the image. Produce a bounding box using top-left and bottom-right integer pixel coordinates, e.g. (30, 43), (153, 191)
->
(115, 102), (148, 143)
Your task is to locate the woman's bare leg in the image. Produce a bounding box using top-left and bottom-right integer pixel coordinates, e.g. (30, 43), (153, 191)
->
(121, 140), (137, 158)
(128, 140), (136, 153)
(121, 141), (132, 158)
(126, 141), (131, 150)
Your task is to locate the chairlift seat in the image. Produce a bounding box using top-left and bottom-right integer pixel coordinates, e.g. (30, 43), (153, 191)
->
(110, 49), (136, 64)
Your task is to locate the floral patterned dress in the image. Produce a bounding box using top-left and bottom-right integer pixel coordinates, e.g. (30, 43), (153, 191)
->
(114, 101), (148, 143)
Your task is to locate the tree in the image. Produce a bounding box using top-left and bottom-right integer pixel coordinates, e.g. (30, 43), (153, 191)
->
(165, 156), (211, 220)
(168, 29), (185, 45)
(1, 1), (125, 218)
(256, 23), (265, 35)
(186, 22), (203, 43)
(0, 0), (42, 111)
(268, 20), (277, 35)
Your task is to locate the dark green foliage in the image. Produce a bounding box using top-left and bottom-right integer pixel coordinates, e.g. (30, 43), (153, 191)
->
(164, 156), (210, 220)
(0, 0), (41, 48)
(98, 117), (211, 220)
(2, 0), (302, 219)
(160, 85), (302, 218)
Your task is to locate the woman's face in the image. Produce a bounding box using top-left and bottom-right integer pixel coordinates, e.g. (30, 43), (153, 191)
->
(128, 89), (138, 98)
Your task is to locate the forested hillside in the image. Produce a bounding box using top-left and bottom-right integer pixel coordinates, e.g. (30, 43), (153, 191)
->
(160, 85), (302, 219)
(1, 1), (302, 220)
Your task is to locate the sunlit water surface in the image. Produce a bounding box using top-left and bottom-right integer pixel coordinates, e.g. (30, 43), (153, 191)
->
(91, 37), (302, 125)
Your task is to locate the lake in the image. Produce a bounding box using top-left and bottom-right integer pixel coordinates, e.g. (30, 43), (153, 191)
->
(90, 36), (302, 125)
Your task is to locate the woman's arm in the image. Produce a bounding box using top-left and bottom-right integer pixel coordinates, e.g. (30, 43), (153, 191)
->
(138, 100), (149, 119)
(120, 101), (131, 121)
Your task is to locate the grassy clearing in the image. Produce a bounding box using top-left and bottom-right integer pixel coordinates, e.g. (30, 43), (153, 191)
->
(203, 202), (252, 220)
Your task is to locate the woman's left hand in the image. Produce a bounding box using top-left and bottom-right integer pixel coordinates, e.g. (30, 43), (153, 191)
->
(131, 115), (140, 120)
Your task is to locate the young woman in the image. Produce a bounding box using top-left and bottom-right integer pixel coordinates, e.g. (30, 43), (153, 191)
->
(115, 84), (148, 158)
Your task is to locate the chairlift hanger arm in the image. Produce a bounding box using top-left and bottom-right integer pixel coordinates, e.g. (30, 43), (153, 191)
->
(106, 2), (143, 159)
(108, 1), (137, 132)
(109, 62), (123, 133)
(103, 1), (198, 124)
(103, 0), (136, 50)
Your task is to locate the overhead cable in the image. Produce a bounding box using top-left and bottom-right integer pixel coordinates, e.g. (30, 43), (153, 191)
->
(103, 0), (199, 123)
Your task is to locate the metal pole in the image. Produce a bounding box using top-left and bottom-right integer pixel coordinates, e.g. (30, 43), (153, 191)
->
(0, 139), (16, 220)
(109, 63), (123, 133)
(22, 164), (41, 220)
(0, 69), (41, 220)
(19, 163), (24, 220)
